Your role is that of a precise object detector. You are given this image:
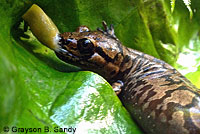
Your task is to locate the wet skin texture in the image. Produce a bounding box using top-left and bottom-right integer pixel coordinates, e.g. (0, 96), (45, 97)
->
(55, 22), (200, 134)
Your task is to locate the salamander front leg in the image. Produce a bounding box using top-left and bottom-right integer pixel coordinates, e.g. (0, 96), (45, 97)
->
(112, 80), (124, 95)
(97, 21), (118, 40)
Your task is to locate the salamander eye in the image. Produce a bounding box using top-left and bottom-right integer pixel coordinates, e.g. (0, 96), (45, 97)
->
(77, 38), (94, 54)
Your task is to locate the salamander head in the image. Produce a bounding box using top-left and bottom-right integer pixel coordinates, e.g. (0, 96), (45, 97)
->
(55, 25), (124, 81)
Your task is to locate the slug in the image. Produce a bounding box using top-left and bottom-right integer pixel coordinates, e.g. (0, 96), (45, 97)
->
(22, 4), (60, 51)
(23, 4), (200, 134)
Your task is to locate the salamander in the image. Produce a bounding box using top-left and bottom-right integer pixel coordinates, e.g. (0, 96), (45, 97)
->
(53, 21), (200, 134)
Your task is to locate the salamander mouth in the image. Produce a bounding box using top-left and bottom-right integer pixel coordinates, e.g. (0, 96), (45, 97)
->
(55, 48), (80, 62)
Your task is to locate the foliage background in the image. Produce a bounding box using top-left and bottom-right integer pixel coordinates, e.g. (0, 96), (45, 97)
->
(0, 0), (199, 133)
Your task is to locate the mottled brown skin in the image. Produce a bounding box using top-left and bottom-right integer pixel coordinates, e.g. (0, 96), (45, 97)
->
(55, 22), (200, 134)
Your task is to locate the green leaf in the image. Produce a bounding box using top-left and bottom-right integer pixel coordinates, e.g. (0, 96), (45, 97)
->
(185, 66), (200, 89)
(0, 0), (199, 134)
(0, 0), (142, 133)
(170, 0), (193, 19)
(168, 0), (200, 88)
(170, 0), (176, 12)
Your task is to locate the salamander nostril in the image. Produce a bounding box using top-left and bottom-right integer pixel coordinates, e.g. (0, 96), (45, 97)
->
(59, 37), (74, 46)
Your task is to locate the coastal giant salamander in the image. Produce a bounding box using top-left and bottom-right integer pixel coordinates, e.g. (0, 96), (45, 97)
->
(51, 22), (200, 134)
